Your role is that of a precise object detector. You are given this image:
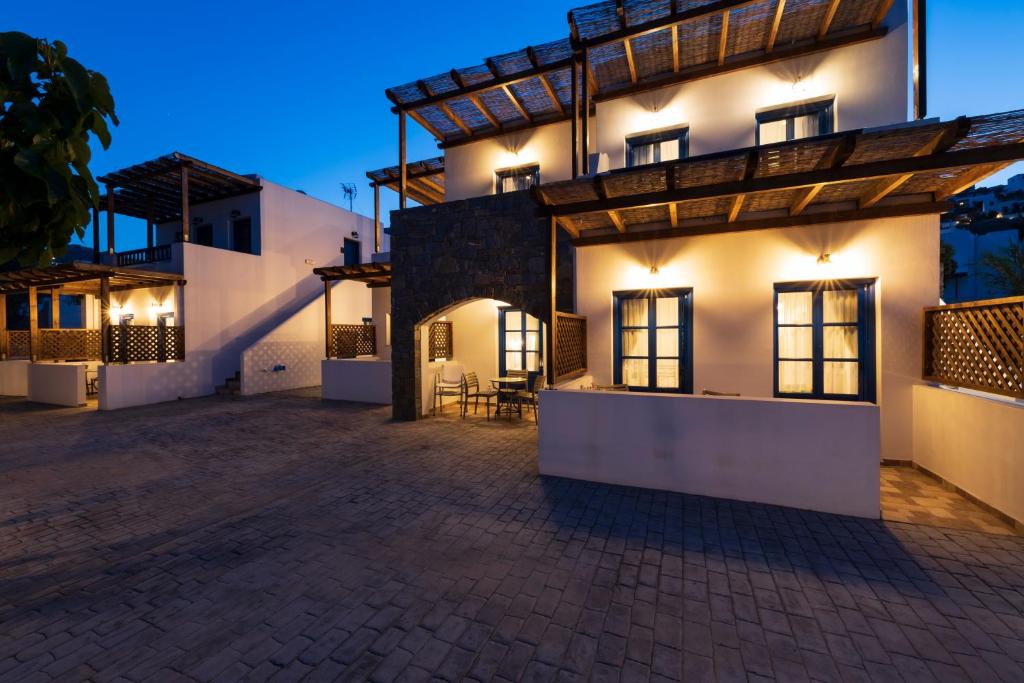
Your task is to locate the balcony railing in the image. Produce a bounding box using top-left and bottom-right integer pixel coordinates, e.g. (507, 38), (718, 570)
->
(38, 329), (103, 361)
(329, 324), (376, 359)
(116, 244), (172, 267)
(1, 330), (31, 359)
(923, 296), (1024, 399)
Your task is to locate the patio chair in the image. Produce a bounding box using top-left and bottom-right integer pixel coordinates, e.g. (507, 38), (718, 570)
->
(517, 374), (546, 423)
(432, 362), (465, 416)
(462, 372), (498, 419)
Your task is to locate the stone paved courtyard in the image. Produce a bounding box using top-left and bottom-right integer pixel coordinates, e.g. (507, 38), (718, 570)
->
(1, 391), (1023, 682)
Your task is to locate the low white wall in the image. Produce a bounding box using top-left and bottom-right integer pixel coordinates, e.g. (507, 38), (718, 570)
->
(98, 362), (195, 411)
(0, 360), (29, 396)
(240, 280), (370, 396)
(27, 363), (86, 407)
(322, 359), (392, 404)
(539, 390), (880, 518)
(912, 385), (1024, 525)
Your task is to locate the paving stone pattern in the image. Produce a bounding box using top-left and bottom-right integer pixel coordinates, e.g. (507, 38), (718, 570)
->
(1, 391), (1023, 682)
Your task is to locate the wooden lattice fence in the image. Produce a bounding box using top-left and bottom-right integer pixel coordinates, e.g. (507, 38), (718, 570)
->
(38, 329), (102, 361)
(4, 331), (31, 359)
(428, 321), (453, 360)
(331, 324), (376, 358)
(923, 296), (1024, 399)
(107, 325), (185, 363)
(555, 312), (587, 382)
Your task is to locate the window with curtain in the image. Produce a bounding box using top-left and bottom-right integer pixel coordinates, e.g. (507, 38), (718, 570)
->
(614, 289), (692, 393)
(499, 308), (543, 376)
(756, 99), (834, 145)
(626, 127), (689, 167)
(495, 165), (540, 194)
(774, 280), (875, 402)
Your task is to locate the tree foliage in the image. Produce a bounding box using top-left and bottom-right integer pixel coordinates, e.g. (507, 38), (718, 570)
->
(980, 242), (1024, 296)
(0, 32), (118, 265)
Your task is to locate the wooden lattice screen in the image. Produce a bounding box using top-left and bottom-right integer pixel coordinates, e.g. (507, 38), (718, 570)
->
(555, 312), (587, 382)
(428, 321), (453, 360)
(38, 329), (102, 361)
(107, 325), (185, 363)
(923, 296), (1024, 399)
(331, 324), (376, 358)
(4, 331), (31, 359)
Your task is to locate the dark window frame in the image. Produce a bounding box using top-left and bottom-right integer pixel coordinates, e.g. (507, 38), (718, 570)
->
(231, 217), (253, 254)
(625, 126), (690, 168)
(613, 288), (693, 394)
(756, 98), (835, 145)
(773, 278), (876, 403)
(495, 164), (540, 195)
(498, 307), (544, 383)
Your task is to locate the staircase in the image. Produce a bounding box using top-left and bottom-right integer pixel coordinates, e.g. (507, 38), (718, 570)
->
(216, 371), (241, 396)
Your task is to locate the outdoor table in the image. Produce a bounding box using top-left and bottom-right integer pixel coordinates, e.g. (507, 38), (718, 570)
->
(490, 376), (527, 420)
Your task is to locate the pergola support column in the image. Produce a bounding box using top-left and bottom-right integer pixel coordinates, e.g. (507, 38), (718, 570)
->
(28, 286), (38, 362)
(571, 55), (580, 179)
(51, 289), (60, 330)
(0, 293), (7, 359)
(180, 164), (191, 242)
(581, 49), (591, 176)
(913, 0), (927, 120)
(105, 185), (116, 258)
(398, 110), (408, 209)
(373, 183), (382, 253)
(99, 276), (111, 363)
(324, 279), (333, 359)
(546, 215), (558, 387)
(92, 206), (101, 264)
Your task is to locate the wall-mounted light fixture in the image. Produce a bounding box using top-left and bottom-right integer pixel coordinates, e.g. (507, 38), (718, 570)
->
(817, 252), (832, 265)
(649, 265), (660, 275)
(350, 231), (359, 238)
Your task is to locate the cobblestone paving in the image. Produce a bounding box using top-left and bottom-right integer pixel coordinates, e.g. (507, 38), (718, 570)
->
(1, 391), (1023, 682)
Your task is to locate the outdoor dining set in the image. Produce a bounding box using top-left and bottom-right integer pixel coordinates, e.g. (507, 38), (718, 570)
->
(431, 362), (545, 422)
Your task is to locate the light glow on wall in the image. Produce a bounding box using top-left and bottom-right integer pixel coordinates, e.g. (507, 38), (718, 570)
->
(623, 261), (684, 291)
(497, 146), (538, 170)
(779, 246), (871, 282)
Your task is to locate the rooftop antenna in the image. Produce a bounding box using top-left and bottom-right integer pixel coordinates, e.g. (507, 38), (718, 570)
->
(340, 183), (358, 212)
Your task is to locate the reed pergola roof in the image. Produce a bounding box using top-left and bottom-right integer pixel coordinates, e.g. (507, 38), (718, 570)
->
(97, 152), (262, 223)
(314, 262), (392, 288)
(0, 262), (186, 295)
(367, 157), (445, 206)
(387, 0), (896, 146)
(537, 109), (1024, 245)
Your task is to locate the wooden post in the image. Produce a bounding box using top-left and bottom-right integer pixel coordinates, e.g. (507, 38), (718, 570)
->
(28, 286), (38, 362)
(912, 0), (927, 120)
(547, 215), (558, 387)
(571, 55), (580, 179)
(146, 204), (154, 251)
(323, 280), (333, 359)
(51, 289), (60, 330)
(99, 276), (111, 363)
(398, 110), (408, 209)
(92, 206), (101, 263)
(106, 185), (116, 257)
(373, 183), (382, 253)
(180, 164), (191, 242)
(0, 293), (7, 360)
(581, 49), (590, 176)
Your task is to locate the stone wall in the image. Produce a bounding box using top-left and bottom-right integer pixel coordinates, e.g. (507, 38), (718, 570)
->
(390, 191), (573, 420)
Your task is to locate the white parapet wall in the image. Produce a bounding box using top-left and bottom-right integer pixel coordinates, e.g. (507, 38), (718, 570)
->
(539, 390), (881, 518)
(322, 358), (392, 405)
(98, 362), (196, 411)
(27, 363), (86, 407)
(0, 360), (30, 396)
(912, 384), (1024, 526)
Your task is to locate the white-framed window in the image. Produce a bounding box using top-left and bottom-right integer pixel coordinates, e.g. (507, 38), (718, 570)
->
(495, 164), (540, 194)
(757, 98), (835, 145)
(626, 126), (689, 167)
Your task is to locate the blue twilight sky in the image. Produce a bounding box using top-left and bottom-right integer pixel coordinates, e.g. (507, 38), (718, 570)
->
(6, 0), (1023, 250)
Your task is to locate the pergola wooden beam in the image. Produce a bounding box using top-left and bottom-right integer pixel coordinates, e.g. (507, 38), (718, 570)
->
(728, 194), (745, 222)
(577, 0), (761, 49)
(767, 0), (786, 52)
(873, 0), (896, 28)
(624, 39), (639, 82)
(718, 11), (730, 65)
(819, 0), (842, 39)
(790, 184), (823, 215)
(417, 79), (472, 137)
(671, 25), (680, 72)
(608, 210), (626, 232)
(527, 47), (566, 114)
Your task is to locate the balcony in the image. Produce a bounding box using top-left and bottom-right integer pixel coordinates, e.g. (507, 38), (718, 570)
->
(116, 244), (173, 267)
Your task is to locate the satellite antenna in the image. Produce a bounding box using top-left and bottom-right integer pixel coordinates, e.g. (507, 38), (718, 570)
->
(340, 183), (358, 212)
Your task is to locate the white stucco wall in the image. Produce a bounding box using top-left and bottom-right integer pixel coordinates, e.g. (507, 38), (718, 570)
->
(539, 389), (881, 518)
(418, 298), (504, 416)
(443, 11), (908, 200)
(240, 280), (371, 396)
(27, 363), (86, 407)
(322, 358), (392, 404)
(575, 214), (940, 461)
(372, 286), (392, 361)
(98, 362), (196, 410)
(0, 360), (29, 396)
(912, 385), (1024, 525)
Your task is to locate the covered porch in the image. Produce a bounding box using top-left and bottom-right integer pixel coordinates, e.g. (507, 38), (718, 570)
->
(0, 262), (186, 407)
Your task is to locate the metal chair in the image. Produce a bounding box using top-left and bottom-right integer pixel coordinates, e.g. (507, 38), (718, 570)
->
(432, 362), (465, 415)
(517, 374), (546, 423)
(463, 372), (498, 419)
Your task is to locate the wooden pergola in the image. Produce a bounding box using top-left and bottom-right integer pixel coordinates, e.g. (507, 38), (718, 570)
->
(365, 158), (445, 251)
(0, 262), (185, 362)
(314, 263), (392, 359)
(385, 0), (919, 203)
(534, 109), (1024, 245)
(94, 153), (262, 262)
